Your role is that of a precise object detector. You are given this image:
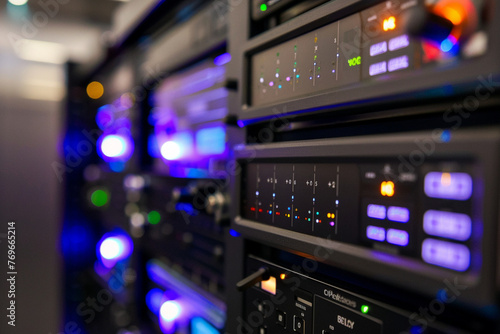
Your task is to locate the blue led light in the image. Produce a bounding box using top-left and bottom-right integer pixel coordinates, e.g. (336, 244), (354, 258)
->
(146, 288), (165, 315)
(214, 53), (232, 66)
(192, 317), (219, 334)
(96, 231), (133, 268)
(161, 141), (182, 161)
(229, 229), (241, 237)
(440, 38), (454, 52)
(101, 135), (126, 157)
(97, 133), (134, 163)
(440, 130), (451, 142)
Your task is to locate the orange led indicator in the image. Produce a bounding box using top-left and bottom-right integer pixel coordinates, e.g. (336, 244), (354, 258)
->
(383, 16), (396, 31)
(381, 181), (395, 197)
(280, 274), (286, 280)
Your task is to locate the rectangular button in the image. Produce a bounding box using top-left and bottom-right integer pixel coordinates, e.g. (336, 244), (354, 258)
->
(422, 238), (470, 271)
(367, 226), (386, 242)
(389, 34), (410, 51)
(293, 316), (305, 334)
(277, 310), (286, 327)
(423, 210), (472, 241)
(424, 172), (473, 200)
(387, 206), (409, 223)
(367, 204), (386, 220)
(387, 229), (409, 246)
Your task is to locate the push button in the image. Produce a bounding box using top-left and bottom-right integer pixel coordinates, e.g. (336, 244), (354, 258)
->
(293, 315), (305, 334)
(276, 310), (286, 327)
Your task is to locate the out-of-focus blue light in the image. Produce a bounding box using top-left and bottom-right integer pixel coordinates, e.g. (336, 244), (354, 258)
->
(148, 133), (161, 158)
(161, 141), (181, 160)
(146, 288), (165, 315)
(441, 130), (451, 142)
(100, 237), (124, 260)
(440, 36), (457, 53)
(61, 223), (94, 263)
(160, 301), (182, 322)
(229, 229), (241, 237)
(97, 133), (134, 163)
(101, 135), (126, 157)
(109, 161), (126, 172)
(196, 126), (226, 155)
(191, 317), (219, 334)
(214, 53), (232, 66)
(96, 105), (115, 130)
(96, 232), (133, 268)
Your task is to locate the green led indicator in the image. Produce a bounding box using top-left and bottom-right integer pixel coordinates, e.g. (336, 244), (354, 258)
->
(294, 45), (297, 52)
(277, 52), (280, 57)
(314, 55), (317, 60)
(361, 305), (369, 314)
(260, 3), (268, 11)
(148, 210), (161, 225)
(91, 189), (109, 207)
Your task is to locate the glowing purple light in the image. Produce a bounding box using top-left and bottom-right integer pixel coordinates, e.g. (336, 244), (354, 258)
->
(367, 226), (386, 242)
(424, 172), (473, 200)
(422, 238), (470, 271)
(423, 210), (472, 241)
(95, 105), (114, 130)
(387, 206), (410, 223)
(387, 229), (409, 246)
(367, 204), (386, 220)
(269, 81), (274, 87)
(286, 76), (291, 82)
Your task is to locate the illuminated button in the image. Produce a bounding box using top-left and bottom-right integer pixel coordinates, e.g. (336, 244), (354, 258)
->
(380, 181), (395, 197)
(389, 34), (410, 51)
(387, 229), (409, 246)
(424, 172), (473, 200)
(383, 16), (396, 31)
(259, 327), (267, 334)
(387, 206), (410, 223)
(423, 210), (472, 241)
(277, 310), (286, 327)
(388, 55), (409, 72)
(367, 204), (386, 220)
(293, 316), (305, 334)
(261, 276), (276, 295)
(422, 239), (470, 271)
(369, 61), (387, 76)
(367, 226), (386, 242)
(370, 41), (388, 56)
